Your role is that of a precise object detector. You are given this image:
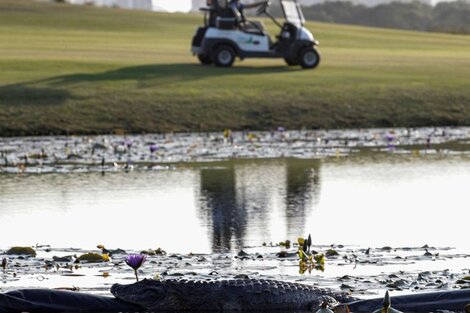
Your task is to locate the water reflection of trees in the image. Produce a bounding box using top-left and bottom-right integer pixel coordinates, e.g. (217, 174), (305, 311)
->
(199, 166), (247, 252)
(198, 160), (321, 253)
(284, 159), (321, 237)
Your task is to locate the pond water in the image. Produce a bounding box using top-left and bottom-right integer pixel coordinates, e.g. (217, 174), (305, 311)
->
(1, 129), (470, 299)
(1, 155), (469, 254)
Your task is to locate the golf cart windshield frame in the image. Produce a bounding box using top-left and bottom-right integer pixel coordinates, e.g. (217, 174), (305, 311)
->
(280, 0), (305, 27)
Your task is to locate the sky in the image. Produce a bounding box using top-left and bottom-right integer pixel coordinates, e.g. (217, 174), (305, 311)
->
(153, 0), (192, 12)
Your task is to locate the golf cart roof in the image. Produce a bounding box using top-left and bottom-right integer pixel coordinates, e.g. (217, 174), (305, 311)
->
(280, 0), (305, 27)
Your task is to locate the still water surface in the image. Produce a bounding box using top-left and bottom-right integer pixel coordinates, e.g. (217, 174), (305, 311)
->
(0, 156), (469, 253)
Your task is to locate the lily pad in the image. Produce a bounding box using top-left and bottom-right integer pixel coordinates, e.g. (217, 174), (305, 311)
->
(6, 247), (36, 257)
(154, 248), (166, 255)
(53, 255), (74, 263)
(61, 274), (85, 277)
(77, 253), (107, 262)
(325, 249), (339, 258)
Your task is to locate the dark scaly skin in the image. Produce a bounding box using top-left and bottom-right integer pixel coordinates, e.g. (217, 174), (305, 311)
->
(111, 278), (357, 311)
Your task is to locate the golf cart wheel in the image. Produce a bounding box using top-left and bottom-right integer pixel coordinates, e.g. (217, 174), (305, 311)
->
(212, 45), (236, 68)
(284, 58), (298, 66)
(198, 54), (212, 65)
(299, 47), (320, 69)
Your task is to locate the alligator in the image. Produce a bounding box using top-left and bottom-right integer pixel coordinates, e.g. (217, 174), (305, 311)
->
(110, 278), (357, 311)
(1, 280), (470, 312)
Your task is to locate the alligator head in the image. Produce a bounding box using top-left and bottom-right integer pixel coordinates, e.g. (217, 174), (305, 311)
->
(111, 279), (239, 311)
(111, 278), (167, 309)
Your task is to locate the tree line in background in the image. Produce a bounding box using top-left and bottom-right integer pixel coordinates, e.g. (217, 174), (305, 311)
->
(270, 0), (470, 34)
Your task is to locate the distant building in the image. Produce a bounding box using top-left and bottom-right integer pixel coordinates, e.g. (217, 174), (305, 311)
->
(113, 0), (153, 10)
(43, 0), (167, 11)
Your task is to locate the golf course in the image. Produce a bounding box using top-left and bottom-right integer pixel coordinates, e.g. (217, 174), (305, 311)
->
(1, 0), (470, 136)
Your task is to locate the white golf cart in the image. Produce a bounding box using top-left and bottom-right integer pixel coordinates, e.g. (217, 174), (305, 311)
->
(191, 0), (320, 69)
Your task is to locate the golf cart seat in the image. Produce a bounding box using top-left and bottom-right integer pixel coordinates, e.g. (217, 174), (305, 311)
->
(209, 7), (238, 28)
(241, 20), (267, 35)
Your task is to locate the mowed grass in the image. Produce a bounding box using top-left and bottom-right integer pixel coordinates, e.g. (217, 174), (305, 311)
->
(1, 0), (470, 136)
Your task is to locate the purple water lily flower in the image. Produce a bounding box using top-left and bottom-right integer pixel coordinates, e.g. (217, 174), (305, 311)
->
(149, 145), (158, 153)
(125, 254), (146, 281)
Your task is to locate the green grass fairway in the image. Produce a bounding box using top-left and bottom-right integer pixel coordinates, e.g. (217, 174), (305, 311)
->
(1, 0), (470, 136)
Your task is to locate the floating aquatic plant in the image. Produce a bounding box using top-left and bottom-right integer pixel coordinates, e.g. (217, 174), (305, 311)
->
(297, 234), (325, 274)
(125, 254), (146, 282)
(6, 246), (36, 257)
(77, 253), (109, 262)
(154, 248), (166, 255)
(149, 145), (158, 153)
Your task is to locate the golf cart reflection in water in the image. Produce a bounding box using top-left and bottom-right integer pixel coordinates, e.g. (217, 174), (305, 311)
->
(191, 0), (320, 69)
